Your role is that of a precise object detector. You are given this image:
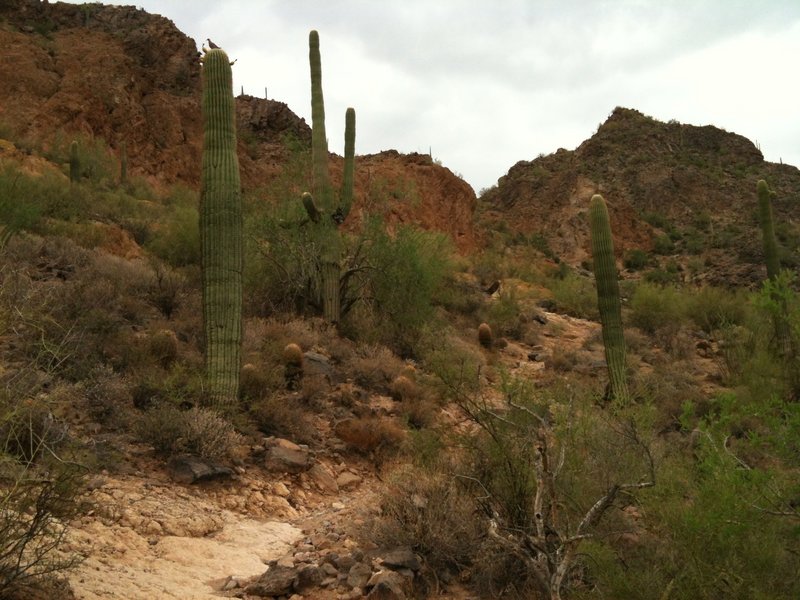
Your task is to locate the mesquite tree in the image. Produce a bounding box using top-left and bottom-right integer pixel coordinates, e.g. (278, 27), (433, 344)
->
(200, 47), (243, 406)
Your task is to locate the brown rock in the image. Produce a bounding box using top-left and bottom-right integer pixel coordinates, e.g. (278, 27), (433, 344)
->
(247, 564), (296, 597)
(264, 438), (313, 474)
(308, 463), (339, 494)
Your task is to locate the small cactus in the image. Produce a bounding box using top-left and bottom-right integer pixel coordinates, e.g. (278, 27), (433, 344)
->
(283, 343), (304, 390)
(69, 140), (80, 183)
(589, 194), (628, 403)
(478, 322), (494, 348)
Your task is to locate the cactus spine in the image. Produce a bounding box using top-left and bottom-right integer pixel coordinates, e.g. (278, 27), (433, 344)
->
(200, 47), (243, 406)
(69, 140), (80, 183)
(757, 179), (780, 281)
(303, 31), (355, 324)
(589, 194), (628, 402)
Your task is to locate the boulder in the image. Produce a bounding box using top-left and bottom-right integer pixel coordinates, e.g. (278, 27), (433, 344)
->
(246, 564), (296, 597)
(264, 438), (313, 474)
(167, 455), (233, 484)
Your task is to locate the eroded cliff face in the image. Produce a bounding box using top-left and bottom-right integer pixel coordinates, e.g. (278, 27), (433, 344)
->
(0, 1), (477, 250)
(482, 107), (800, 284)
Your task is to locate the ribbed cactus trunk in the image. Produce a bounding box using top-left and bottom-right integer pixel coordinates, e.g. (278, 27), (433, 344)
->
(757, 179), (780, 281)
(200, 48), (243, 406)
(341, 107), (356, 213)
(307, 30), (355, 324)
(589, 194), (628, 403)
(758, 179), (792, 359)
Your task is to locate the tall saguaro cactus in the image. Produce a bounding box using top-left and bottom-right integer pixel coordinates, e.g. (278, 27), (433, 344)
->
(302, 30), (356, 324)
(200, 47), (243, 406)
(589, 194), (628, 403)
(757, 179), (780, 281)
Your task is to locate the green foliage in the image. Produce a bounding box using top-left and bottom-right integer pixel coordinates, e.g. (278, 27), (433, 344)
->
(548, 270), (598, 319)
(653, 233), (675, 255)
(623, 248), (651, 270)
(629, 282), (686, 335)
(200, 47), (243, 406)
(366, 224), (453, 354)
(686, 285), (750, 333)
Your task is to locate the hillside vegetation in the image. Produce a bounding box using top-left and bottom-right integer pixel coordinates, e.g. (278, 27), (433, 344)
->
(0, 2), (798, 600)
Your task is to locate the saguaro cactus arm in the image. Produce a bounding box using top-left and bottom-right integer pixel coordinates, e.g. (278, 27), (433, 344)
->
(341, 107), (356, 218)
(200, 47), (243, 406)
(589, 194), (628, 403)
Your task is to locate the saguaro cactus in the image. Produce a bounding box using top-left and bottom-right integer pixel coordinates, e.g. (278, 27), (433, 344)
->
(302, 30), (356, 324)
(200, 47), (243, 406)
(341, 107), (356, 213)
(757, 179), (780, 281)
(69, 140), (80, 183)
(589, 194), (628, 402)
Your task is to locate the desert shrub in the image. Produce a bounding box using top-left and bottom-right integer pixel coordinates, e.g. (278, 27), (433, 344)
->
(370, 465), (485, 578)
(333, 416), (406, 455)
(0, 392), (83, 595)
(136, 404), (242, 461)
(367, 224), (453, 354)
(345, 343), (405, 393)
(249, 392), (317, 445)
(548, 271), (598, 319)
(623, 248), (651, 270)
(653, 233), (675, 255)
(145, 203), (200, 268)
(629, 282), (687, 335)
(481, 288), (523, 339)
(433, 272), (484, 316)
(686, 285), (750, 333)
(0, 165), (45, 249)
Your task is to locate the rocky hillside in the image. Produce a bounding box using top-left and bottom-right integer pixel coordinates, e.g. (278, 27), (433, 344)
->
(0, 0), (476, 251)
(482, 107), (800, 285)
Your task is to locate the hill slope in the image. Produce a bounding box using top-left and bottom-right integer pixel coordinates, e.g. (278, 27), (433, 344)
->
(482, 107), (800, 285)
(0, 0), (477, 250)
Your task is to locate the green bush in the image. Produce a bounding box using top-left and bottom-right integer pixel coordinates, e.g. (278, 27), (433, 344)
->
(630, 282), (686, 334)
(548, 271), (598, 319)
(623, 248), (651, 270)
(653, 233), (675, 255)
(364, 224), (454, 354)
(687, 285), (750, 333)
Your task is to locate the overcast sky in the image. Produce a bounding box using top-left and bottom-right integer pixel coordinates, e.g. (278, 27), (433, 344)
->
(86, 1), (800, 193)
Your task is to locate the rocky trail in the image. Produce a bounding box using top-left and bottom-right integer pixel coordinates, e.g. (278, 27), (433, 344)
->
(59, 305), (718, 600)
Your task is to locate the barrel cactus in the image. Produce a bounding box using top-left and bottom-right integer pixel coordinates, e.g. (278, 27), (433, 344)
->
(589, 194), (628, 402)
(200, 47), (243, 406)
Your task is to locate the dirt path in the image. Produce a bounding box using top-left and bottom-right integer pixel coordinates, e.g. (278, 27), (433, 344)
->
(62, 310), (602, 600)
